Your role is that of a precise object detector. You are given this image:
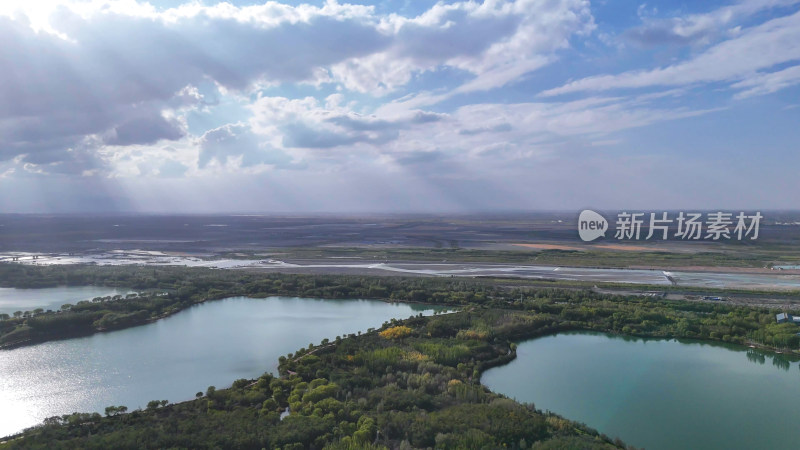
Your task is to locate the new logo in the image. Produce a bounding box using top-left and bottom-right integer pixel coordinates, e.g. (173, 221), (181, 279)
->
(578, 210), (608, 242)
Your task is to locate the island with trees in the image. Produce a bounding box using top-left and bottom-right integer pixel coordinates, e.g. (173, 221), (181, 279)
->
(2, 263), (800, 448)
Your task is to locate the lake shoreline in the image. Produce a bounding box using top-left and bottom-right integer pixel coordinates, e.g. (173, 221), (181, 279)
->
(0, 296), (448, 438)
(479, 328), (799, 382)
(0, 289), (455, 350)
(5, 288), (795, 359)
(482, 330), (800, 450)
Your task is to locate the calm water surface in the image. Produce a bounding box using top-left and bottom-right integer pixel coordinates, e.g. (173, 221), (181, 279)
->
(0, 286), (132, 315)
(0, 296), (444, 437)
(482, 332), (800, 450)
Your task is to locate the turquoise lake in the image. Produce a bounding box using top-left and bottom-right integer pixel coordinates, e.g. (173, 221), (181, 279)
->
(481, 331), (800, 450)
(0, 296), (444, 437)
(0, 285), (133, 315)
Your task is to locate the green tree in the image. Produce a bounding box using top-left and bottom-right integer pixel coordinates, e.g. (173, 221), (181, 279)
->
(104, 405), (127, 416)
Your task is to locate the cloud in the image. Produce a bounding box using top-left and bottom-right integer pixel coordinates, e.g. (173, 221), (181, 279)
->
(281, 122), (399, 148)
(542, 9), (800, 97)
(17, 136), (108, 176)
(239, 86), (720, 185)
(624, 0), (800, 47)
(198, 123), (295, 169)
(0, 0), (797, 213)
(324, 111), (443, 131)
(104, 114), (186, 146)
(393, 150), (447, 167)
(330, 0), (594, 94)
(392, 5), (522, 64)
(459, 123), (513, 136)
(157, 159), (189, 178)
(249, 95), (447, 150)
(0, 2), (389, 170)
(732, 64), (800, 98)
(451, 97), (717, 142)
(311, 95), (720, 180)
(0, 0), (597, 175)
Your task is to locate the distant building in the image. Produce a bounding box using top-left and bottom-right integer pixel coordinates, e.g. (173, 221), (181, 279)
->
(775, 313), (800, 324)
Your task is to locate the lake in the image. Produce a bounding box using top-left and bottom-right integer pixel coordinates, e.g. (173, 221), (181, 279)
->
(0, 286), (133, 315)
(481, 332), (800, 450)
(0, 296), (445, 438)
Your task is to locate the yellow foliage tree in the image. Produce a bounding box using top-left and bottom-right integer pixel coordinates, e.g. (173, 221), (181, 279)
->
(379, 325), (413, 340)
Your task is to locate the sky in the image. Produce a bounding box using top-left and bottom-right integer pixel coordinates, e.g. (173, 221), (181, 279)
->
(0, 0), (799, 213)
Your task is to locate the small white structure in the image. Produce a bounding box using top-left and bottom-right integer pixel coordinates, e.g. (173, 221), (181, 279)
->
(775, 313), (800, 325)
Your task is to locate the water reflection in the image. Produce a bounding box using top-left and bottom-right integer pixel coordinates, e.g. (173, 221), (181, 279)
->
(568, 331), (800, 372)
(0, 296), (447, 437)
(772, 354), (791, 371)
(483, 331), (800, 450)
(746, 349), (766, 365)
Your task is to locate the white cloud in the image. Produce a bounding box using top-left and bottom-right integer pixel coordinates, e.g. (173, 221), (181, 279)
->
(732, 64), (800, 98)
(198, 123), (297, 169)
(625, 0), (800, 47)
(240, 91), (719, 181)
(542, 9), (800, 97)
(0, 1), (797, 212)
(248, 95), (445, 151)
(0, 1), (389, 171)
(331, 0), (594, 95)
(0, 0), (595, 175)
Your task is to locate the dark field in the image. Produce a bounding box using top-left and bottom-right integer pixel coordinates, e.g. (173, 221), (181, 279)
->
(0, 212), (595, 253)
(0, 212), (799, 250)
(3, 212), (800, 269)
